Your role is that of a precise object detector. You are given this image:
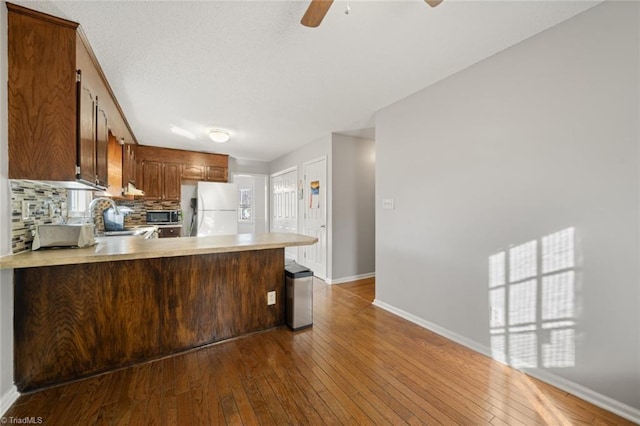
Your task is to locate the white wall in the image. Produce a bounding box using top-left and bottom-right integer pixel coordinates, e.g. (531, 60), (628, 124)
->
(229, 157), (270, 175)
(269, 136), (331, 177)
(332, 134), (375, 281)
(376, 0), (639, 416)
(0, 0), (18, 415)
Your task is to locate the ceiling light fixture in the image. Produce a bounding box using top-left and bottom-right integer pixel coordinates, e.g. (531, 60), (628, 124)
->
(170, 125), (195, 140)
(209, 129), (230, 143)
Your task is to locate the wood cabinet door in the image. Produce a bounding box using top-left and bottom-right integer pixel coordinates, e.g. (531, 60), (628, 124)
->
(129, 146), (136, 185)
(123, 144), (137, 186)
(182, 164), (204, 180)
(142, 160), (162, 200)
(77, 78), (97, 185)
(163, 162), (181, 201)
(158, 226), (181, 238)
(206, 166), (228, 182)
(136, 156), (144, 190)
(106, 133), (123, 196)
(95, 105), (109, 189)
(122, 144), (131, 185)
(8, 7), (78, 181)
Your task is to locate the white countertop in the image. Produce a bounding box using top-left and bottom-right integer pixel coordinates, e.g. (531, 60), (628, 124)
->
(0, 233), (318, 269)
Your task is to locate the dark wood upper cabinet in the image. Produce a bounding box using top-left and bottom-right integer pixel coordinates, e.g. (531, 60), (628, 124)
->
(182, 164), (205, 181)
(137, 146), (228, 181)
(123, 143), (138, 187)
(8, 5), (78, 183)
(139, 160), (181, 201)
(106, 133), (123, 196)
(7, 3), (136, 189)
(207, 166), (228, 182)
(76, 77), (97, 185)
(163, 163), (181, 201)
(135, 146), (229, 202)
(96, 105), (109, 188)
(141, 160), (163, 200)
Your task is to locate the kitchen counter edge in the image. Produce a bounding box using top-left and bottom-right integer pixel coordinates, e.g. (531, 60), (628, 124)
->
(0, 233), (318, 269)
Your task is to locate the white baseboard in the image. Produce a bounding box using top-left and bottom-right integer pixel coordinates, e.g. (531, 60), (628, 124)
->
(372, 299), (640, 424)
(0, 385), (19, 417)
(523, 368), (640, 424)
(372, 299), (493, 358)
(325, 272), (375, 285)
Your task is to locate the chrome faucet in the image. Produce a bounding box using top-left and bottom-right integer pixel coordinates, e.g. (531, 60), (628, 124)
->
(88, 197), (119, 229)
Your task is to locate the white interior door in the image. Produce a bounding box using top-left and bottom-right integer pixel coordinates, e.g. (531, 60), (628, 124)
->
(271, 168), (298, 262)
(303, 157), (327, 279)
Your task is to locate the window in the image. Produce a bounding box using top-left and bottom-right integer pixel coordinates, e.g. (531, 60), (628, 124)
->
(238, 188), (253, 223)
(67, 190), (92, 218)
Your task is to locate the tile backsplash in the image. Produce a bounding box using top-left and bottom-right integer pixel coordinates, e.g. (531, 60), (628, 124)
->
(9, 180), (181, 253)
(10, 180), (67, 254)
(110, 199), (180, 228)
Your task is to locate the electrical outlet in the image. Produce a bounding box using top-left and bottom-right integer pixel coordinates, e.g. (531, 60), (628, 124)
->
(22, 200), (30, 220)
(267, 291), (276, 306)
(382, 198), (395, 210)
(49, 203), (55, 217)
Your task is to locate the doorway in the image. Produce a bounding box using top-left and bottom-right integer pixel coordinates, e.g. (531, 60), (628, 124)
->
(302, 157), (327, 280)
(231, 173), (268, 234)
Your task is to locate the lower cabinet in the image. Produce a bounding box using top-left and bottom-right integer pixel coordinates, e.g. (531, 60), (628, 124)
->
(157, 226), (181, 238)
(13, 249), (285, 391)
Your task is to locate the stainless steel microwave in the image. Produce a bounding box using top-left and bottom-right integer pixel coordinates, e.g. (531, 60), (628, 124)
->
(146, 210), (179, 224)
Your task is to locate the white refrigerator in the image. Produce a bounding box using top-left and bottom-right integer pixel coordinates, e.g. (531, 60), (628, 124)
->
(196, 182), (238, 236)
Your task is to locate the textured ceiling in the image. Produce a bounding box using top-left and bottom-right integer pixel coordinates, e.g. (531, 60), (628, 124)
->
(12, 0), (600, 161)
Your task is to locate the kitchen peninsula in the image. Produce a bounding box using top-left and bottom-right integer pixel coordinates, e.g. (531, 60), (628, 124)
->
(0, 233), (317, 391)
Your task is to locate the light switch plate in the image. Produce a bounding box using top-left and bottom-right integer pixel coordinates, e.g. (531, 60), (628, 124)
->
(382, 198), (395, 210)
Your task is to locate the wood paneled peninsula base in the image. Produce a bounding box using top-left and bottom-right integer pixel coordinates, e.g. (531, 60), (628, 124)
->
(5, 233), (317, 391)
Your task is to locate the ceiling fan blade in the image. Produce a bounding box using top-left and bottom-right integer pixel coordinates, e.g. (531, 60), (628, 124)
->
(425, 0), (443, 7)
(301, 0), (334, 28)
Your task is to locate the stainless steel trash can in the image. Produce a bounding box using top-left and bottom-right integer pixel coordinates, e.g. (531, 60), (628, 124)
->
(285, 262), (313, 330)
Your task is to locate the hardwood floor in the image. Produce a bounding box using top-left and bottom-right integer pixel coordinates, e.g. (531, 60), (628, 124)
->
(336, 276), (376, 302)
(4, 277), (633, 425)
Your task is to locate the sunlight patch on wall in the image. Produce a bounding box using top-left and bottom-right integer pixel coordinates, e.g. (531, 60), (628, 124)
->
(489, 227), (576, 369)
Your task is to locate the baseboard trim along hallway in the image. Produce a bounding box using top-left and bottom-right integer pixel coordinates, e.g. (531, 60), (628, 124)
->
(325, 272), (375, 285)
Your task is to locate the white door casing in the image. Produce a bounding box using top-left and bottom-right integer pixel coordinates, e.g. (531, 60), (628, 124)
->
(303, 157), (327, 279)
(271, 167), (298, 261)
